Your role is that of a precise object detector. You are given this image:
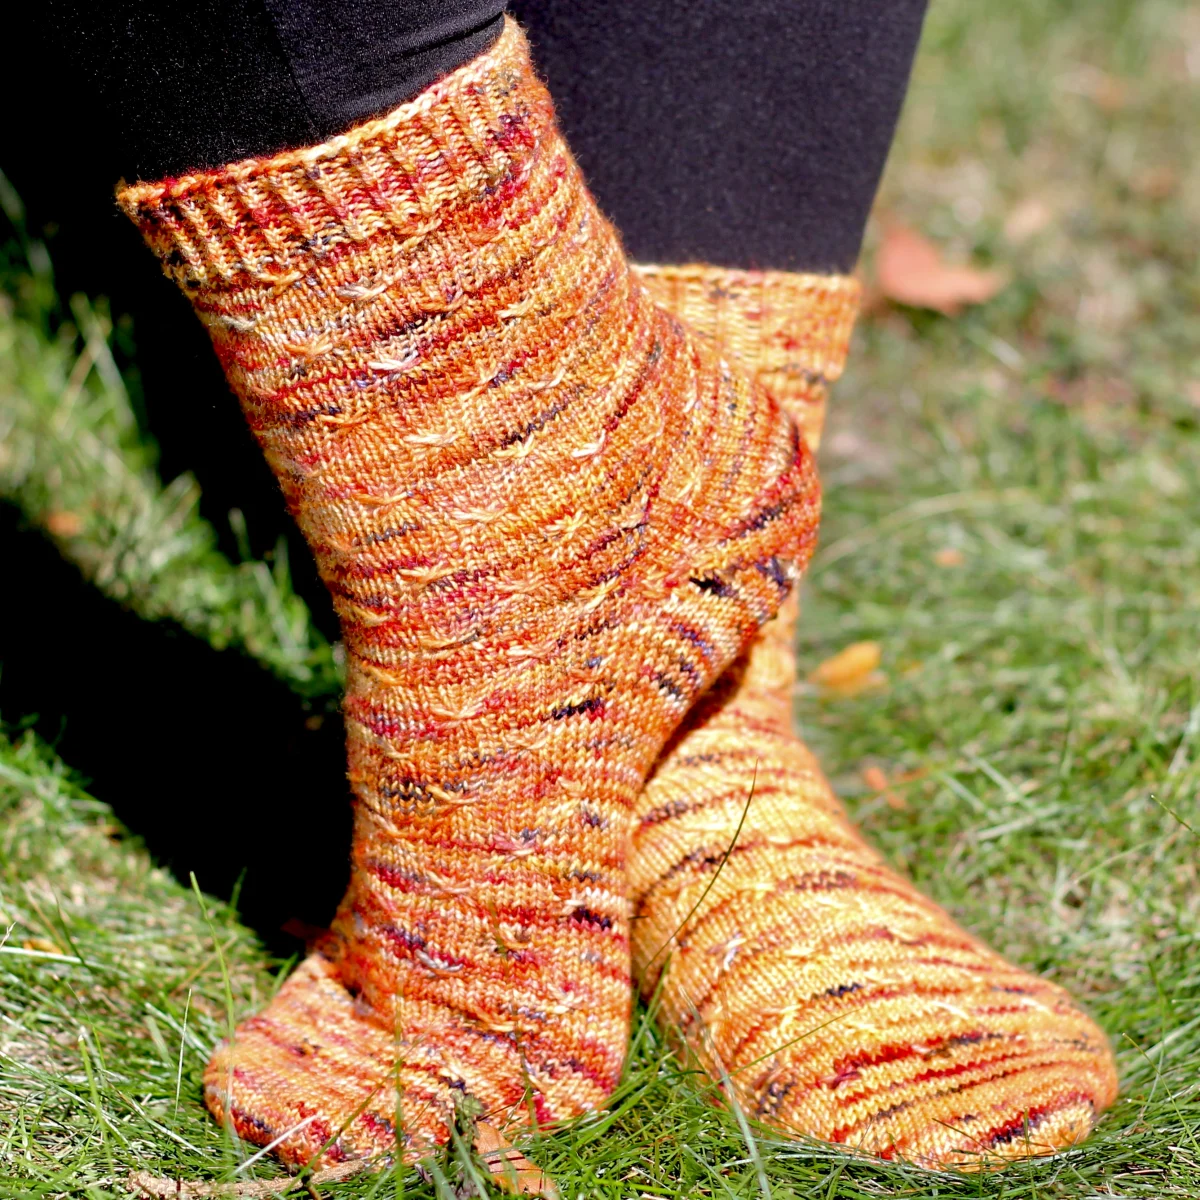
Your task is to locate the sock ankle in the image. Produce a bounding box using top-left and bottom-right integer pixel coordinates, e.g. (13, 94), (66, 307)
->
(634, 264), (860, 451)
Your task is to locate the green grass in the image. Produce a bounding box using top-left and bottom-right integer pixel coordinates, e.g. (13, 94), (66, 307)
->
(0, 176), (340, 701)
(2, 0), (1200, 1196)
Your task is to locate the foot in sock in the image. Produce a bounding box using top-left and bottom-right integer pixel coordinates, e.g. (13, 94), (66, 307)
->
(119, 20), (818, 1167)
(631, 265), (1118, 1168)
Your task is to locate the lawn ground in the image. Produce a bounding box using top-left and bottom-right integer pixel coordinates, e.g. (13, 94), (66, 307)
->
(2, 0), (1199, 1196)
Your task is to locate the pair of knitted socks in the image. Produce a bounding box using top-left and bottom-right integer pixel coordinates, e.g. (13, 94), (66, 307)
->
(119, 19), (1116, 1171)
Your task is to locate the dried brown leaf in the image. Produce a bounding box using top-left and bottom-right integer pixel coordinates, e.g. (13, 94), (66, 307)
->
(875, 222), (1007, 316)
(475, 1122), (560, 1199)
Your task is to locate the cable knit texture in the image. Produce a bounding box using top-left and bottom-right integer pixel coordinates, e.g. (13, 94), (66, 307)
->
(118, 20), (818, 1167)
(629, 265), (1118, 1167)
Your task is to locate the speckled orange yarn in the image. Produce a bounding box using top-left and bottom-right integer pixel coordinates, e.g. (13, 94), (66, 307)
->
(118, 21), (819, 1168)
(635, 264), (860, 453)
(629, 267), (1119, 1167)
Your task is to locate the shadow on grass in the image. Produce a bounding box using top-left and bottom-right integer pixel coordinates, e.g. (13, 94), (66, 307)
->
(0, 503), (351, 955)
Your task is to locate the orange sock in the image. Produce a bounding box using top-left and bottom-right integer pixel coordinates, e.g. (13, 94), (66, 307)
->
(633, 265), (1118, 1167)
(635, 265), (858, 451)
(119, 22), (817, 1167)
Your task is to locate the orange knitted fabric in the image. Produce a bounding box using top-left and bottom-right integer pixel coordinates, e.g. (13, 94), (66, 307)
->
(635, 265), (859, 453)
(118, 21), (818, 1167)
(630, 266), (1118, 1166)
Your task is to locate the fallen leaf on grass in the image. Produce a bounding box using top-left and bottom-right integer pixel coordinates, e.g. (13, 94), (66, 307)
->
(862, 765), (906, 811)
(22, 937), (64, 954)
(44, 510), (83, 537)
(475, 1121), (560, 1198)
(875, 222), (1008, 316)
(130, 1162), (365, 1198)
(808, 641), (884, 696)
(861, 766), (888, 791)
(934, 547), (965, 567)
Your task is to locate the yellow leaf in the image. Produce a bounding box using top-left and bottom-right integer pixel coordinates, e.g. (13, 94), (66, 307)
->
(809, 641), (884, 695)
(22, 937), (64, 955)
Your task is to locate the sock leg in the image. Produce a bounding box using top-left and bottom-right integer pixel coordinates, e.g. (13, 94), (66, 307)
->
(120, 22), (818, 1167)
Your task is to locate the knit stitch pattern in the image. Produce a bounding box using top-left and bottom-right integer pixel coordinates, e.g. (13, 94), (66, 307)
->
(635, 265), (860, 451)
(627, 266), (1118, 1167)
(118, 20), (818, 1167)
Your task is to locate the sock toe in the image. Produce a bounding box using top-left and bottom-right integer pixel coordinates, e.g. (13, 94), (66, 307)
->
(205, 953), (560, 1167)
(752, 976), (1117, 1167)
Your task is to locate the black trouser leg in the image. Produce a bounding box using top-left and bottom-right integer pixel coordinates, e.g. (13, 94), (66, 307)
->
(47, 0), (507, 180)
(40, 0), (926, 262)
(511, 0), (928, 272)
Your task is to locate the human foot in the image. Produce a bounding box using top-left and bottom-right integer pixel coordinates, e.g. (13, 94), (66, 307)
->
(631, 613), (1117, 1167)
(120, 20), (818, 1167)
(632, 265), (1117, 1167)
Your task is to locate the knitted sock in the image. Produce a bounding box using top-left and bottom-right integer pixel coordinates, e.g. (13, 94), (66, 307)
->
(118, 21), (819, 1168)
(630, 266), (1118, 1167)
(634, 265), (858, 453)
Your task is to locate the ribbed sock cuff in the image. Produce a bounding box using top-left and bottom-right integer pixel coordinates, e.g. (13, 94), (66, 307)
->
(117, 18), (548, 293)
